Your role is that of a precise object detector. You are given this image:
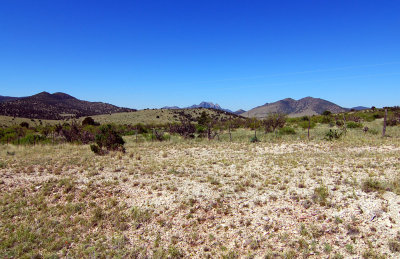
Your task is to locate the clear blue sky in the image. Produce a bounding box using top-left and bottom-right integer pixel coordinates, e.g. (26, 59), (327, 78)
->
(1, 0), (399, 110)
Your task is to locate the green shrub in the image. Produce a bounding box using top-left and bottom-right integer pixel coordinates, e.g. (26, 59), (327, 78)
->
(322, 110), (332, 116)
(195, 124), (207, 134)
(144, 131), (169, 141)
(90, 144), (102, 155)
(324, 129), (342, 141)
(321, 116), (333, 124)
(91, 124), (125, 155)
(312, 185), (329, 206)
(82, 117), (99, 126)
(279, 126), (296, 135)
(250, 136), (259, 143)
(297, 120), (316, 130)
(368, 129), (379, 135)
(346, 121), (363, 128)
(362, 178), (385, 193)
(16, 134), (48, 145)
(19, 122), (29, 128)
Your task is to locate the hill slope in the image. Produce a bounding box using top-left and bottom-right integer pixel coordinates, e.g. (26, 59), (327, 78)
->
(242, 97), (347, 118)
(163, 101), (236, 114)
(0, 95), (19, 103)
(0, 92), (135, 119)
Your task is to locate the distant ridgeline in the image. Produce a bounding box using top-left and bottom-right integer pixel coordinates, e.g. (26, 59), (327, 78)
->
(0, 92), (136, 120)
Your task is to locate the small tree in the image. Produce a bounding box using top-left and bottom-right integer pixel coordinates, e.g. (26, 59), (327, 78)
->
(263, 113), (286, 133)
(197, 111), (211, 126)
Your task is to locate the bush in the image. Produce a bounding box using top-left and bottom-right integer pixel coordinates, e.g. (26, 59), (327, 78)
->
(134, 123), (149, 134)
(17, 134), (48, 145)
(59, 123), (95, 144)
(195, 125), (207, 134)
(324, 129), (342, 141)
(320, 116), (333, 124)
(82, 117), (99, 126)
(278, 126), (296, 135)
(296, 120), (315, 130)
(312, 185), (329, 206)
(362, 178), (385, 193)
(250, 136), (259, 143)
(144, 131), (170, 141)
(387, 116), (399, 126)
(346, 121), (363, 128)
(20, 122), (29, 128)
(263, 113), (286, 133)
(90, 144), (102, 155)
(168, 120), (196, 138)
(335, 120), (344, 127)
(322, 110), (332, 116)
(91, 124), (125, 155)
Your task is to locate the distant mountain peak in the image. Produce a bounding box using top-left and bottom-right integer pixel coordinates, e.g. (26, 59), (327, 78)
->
(34, 91), (52, 97)
(52, 92), (76, 99)
(242, 96), (347, 118)
(234, 109), (246, 115)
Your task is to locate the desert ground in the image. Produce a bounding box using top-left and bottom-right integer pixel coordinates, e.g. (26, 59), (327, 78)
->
(1, 127), (400, 258)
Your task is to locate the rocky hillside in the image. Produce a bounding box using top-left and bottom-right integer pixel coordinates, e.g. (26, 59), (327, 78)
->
(0, 95), (19, 103)
(0, 92), (135, 119)
(242, 97), (347, 118)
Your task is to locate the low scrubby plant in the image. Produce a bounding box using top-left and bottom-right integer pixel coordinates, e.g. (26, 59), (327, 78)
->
(387, 116), (399, 126)
(324, 129), (343, 141)
(346, 121), (363, 128)
(361, 178), (385, 193)
(298, 120), (316, 130)
(82, 117), (100, 126)
(278, 126), (296, 135)
(250, 136), (259, 143)
(312, 185), (329, 206)
(91, 124), (125, 155)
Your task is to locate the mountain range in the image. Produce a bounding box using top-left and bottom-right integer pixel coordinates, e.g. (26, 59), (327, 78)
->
(0, 92), (135, 119)
(0, 96), (19, 103)
(0, 92), (372, 120)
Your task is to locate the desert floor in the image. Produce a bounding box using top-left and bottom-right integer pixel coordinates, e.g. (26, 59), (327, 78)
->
(1, 137), (400, 258)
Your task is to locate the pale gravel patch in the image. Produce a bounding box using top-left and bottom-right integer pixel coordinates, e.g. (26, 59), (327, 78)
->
(1, 141), (400, 257)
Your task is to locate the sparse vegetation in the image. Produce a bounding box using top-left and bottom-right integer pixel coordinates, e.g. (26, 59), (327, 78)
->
(1, 107), (400, 257)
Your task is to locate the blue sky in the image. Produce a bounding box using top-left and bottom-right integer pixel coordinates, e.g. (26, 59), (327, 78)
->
(1, 0), (399, 110)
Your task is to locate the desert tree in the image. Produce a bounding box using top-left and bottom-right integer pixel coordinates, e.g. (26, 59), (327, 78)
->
(263, 113), (286, 133)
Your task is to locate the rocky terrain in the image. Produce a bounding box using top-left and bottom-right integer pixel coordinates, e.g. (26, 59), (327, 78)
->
(1, 137), (399, 258)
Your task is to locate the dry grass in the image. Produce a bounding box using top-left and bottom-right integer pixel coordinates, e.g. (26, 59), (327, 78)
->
(91, 108), (237, 125)
(0, 115), (60, 127)
(0, 108), (237, 127)
(1, 127), (400, 258)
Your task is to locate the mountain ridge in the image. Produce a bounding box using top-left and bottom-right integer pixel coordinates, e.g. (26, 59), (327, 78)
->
(242, 97), (347, 118)
(0, 91), (136, 120)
